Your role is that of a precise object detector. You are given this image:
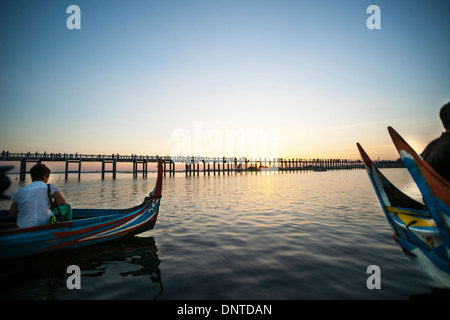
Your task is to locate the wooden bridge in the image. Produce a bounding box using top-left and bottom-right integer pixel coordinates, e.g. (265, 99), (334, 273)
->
(0, 151), (400, 181)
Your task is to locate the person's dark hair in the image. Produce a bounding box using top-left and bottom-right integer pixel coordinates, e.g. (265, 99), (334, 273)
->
(440, 101), (450, 130)
(30, 164), (51, 181)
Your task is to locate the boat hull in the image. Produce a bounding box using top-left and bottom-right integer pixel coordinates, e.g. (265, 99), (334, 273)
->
(357, 139), (450, 288)
(0, 203), (159, 260)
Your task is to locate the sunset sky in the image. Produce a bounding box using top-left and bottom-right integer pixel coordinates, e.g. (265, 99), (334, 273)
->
(1, 0), (449, 161)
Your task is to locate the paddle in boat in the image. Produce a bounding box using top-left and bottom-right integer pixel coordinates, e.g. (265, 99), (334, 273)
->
(357, 127), (450, 288)
(0, 159), (164, 260)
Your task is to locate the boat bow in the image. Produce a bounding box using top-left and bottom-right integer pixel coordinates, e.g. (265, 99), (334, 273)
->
(357, 140), (450, 288)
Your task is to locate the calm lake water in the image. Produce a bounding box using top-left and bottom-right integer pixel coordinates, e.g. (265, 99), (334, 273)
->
(0, 168), (448, 300)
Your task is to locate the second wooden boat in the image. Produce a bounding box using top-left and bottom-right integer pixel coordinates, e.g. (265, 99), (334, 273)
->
(357, 130), (449, 287)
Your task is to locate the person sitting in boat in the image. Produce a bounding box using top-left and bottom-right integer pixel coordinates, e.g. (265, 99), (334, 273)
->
(9, 164), (67, 228)
(421, 101), (450, 182)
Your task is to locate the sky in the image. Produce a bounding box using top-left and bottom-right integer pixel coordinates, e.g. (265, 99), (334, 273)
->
(0, 0), (449, 161)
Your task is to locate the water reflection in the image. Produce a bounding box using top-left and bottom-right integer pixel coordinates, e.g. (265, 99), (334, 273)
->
(2, 170), (448, 299)
(0, 236), (162, 300)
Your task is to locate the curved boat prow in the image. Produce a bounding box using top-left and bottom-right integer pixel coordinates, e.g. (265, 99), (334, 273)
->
(356, 142), (426, 212)
(388, 126), (450, 250)
(388, 126), (450, 208)
(356, 143), (373, 172)
(357, 141), (450, 287)
(152, 158), (164, 199)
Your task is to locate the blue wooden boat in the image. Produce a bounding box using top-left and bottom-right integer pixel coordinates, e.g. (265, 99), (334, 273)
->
(0, 159), (164, 260)
(357, 128), (450, 288)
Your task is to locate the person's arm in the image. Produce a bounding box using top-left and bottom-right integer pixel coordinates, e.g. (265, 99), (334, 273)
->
(9, 202), (18, 216)
(52, 191), (67, 206)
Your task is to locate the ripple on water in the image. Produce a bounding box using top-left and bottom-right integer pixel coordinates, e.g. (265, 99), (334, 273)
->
(1, 169), (446, 299)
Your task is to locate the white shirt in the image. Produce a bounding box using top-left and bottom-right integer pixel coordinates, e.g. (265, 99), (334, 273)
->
(12, 181), (58, 228)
